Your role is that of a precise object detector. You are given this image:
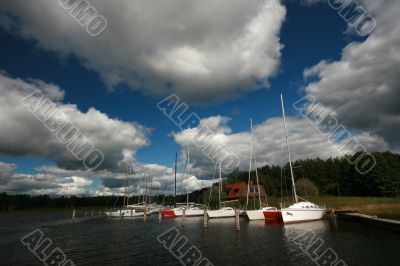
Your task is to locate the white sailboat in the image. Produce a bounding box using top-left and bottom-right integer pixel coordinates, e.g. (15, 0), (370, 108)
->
(207, 157), (236, 219)
(279, 94), (325, 224)
(106, 160), (146, 218)
(245, 118), (280, 221)
(166, 146), (205, 217)
(106, 208), (146, 218)
(172, 203), (205, 217)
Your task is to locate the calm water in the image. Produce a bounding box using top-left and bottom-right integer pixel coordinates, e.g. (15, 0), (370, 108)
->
(0, 210), (399, 266)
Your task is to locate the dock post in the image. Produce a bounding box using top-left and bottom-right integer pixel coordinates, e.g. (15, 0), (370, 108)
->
(119, 209), (122, 219)
(91, 210), (94, 217)
(72, 208), (76, 221)
(130, 209), (133, 218)
(203, 209), (208, 228)
(144, 208), (147, 222)
(109, 208), (112, 218)
(182, 209), (186, 227)
(235, 209), (240, 231)
(84, 209), (87, 218)
(158, 210), (162, 224)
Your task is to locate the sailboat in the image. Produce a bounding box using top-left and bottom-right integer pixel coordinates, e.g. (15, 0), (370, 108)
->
(161, 152), (178, 218)
(279, 94), (326, 224)
(106, 160), (146, 218)
(162, 147), (204, 218)
(127, 174), (161, 214)
(245, 118), (280, 221)
(207, 157), (236, 219)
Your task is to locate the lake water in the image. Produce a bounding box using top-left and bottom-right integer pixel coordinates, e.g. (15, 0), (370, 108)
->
(1, 210), (399, 266)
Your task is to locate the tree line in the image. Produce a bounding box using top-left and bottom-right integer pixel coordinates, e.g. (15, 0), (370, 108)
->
(1, 151), (399, 210)
(229, 151), (400, 197)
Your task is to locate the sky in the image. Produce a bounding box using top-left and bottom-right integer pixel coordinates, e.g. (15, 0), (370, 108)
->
(0, 0), (398, 197)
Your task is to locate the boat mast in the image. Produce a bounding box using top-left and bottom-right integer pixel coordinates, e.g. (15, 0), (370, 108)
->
(149, 179), (153, 204)
(123, 160), (129, 207)
(246, 119), (253, 210)
(174, 152), (177, 199)
(280, 94), (298, 203)
(187, 145), (190, 208)
(144, 174), (148, 204)
(218, 154), (222, 210)
(250, 118), (262, 208)
(137, 174), (142, 204)
(127, 162), (131, 206)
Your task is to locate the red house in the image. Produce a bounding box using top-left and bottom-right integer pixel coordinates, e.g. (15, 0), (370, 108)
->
(225, 182), (266, 200)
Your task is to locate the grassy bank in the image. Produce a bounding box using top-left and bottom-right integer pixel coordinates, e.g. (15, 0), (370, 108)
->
(272, 196), (400, 220)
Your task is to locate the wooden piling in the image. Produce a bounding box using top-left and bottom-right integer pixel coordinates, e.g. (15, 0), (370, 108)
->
(182, 208), (186, 227)
(71, 208), (76, 221)
(119, 209), (122, 219)
(203, 209), (208, 228)
(144, 208), (147, 222)
(130, 209), (133, 218)
(235, 209), (240, 231)
(109, 208), (112, 218)
(91, 210), (94, 217)
(158, 210), (162, 224)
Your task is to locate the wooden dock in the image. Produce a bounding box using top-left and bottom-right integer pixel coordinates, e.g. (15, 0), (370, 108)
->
(336, 211), (400, 232)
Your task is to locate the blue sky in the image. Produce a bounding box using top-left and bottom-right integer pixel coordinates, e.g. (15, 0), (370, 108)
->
(0, 0), (396, 196)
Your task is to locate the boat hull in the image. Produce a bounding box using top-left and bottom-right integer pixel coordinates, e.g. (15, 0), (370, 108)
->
(246, 210), (264, 220)
(281, 208), (325, 223)
(161, 209), (176, 218)
(174, 208), (204, 217)
(207, 208), (236, 219)
(105, 209), (144, 218)
(263, 210), (282, 221)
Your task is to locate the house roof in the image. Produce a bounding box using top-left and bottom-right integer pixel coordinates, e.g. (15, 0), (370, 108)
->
(225, 182), (266, 199)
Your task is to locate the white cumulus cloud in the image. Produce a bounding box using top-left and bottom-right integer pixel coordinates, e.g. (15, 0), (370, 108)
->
(0, 0), (286, 104)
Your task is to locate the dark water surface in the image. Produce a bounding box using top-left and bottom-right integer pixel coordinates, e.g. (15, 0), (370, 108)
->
(1, 211), (399, 266)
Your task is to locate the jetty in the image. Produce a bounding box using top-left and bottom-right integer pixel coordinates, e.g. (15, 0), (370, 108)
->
(335, 210), (400, 232)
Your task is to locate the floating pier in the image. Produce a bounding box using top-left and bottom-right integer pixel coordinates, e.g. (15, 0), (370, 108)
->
(336, 211), (400, 232)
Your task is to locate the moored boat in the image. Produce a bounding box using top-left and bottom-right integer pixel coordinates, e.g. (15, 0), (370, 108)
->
(244, 118), (280, 221)
(279, 94), (326, 224)
(281, 202), (325, 223)
(106, 208), (145, 218)
(207, 207), (235, 219)
(262, 207), (281, 220)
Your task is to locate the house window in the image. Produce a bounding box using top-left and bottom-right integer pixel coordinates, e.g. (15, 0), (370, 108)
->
(250, 187), (259, 193)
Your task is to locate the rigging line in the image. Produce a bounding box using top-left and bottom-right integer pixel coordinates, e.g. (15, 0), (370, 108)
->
(138, 173), (144, 204)
(250, 118), (263, 209)
(127, 161), (133, 205)
(113, 171), (127, 208)
(246, 121), (253, 210)
(207, 161), (218, 209)
(177, 152), (188, 195)
(254, 142), (265, 207)
(280, 135), (285, 205)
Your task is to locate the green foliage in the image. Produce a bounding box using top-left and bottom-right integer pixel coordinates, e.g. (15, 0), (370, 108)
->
(295, 179), (319, 196)
(228, 151), (400, 198)
(1, 152), (400, 210)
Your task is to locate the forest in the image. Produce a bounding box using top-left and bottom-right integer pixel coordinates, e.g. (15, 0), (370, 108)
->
(1, 151), (399, 210)
(230, 151), (400, 197)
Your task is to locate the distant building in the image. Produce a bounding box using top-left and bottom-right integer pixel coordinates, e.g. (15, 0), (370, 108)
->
(199, 182), (266, 205)
(225, 182), (266, 200)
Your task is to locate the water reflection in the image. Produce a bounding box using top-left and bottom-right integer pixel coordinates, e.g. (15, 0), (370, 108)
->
(1, 212), (399, 266)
